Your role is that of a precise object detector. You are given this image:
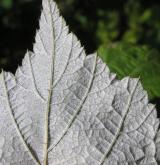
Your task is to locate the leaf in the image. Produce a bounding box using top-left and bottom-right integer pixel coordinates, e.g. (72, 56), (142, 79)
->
(156, 129), (160, 164)
(98, 42), (160, 99)
(0, 0), (159, 165)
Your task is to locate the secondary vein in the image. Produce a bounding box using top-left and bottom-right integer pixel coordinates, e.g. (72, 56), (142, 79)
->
(99, 78), (140, 165)
(2, 71), (40, 165)
(48, 54), (98, 152)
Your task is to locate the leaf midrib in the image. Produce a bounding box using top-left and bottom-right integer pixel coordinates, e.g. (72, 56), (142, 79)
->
(43, 0), (56, 164)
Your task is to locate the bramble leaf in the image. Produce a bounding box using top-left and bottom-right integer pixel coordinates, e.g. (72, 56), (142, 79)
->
(0, 1), (159, 165)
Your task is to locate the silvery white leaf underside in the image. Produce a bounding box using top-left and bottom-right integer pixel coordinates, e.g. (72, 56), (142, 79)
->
(0, 0), (159, 165)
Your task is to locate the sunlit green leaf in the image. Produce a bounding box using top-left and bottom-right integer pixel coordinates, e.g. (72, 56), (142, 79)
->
(98, 42), (160, 98)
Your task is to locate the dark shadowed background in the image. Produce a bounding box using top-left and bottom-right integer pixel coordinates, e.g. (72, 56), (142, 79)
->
(0, 0), (160, 117)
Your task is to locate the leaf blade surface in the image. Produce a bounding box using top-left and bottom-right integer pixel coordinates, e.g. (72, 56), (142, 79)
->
(0, 0), (159, 165)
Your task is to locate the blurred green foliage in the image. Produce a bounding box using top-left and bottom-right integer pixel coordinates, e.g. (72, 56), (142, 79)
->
(1, 0), (13, 9)
(56, 0), (160, 52)
(0, 0), (160, 115)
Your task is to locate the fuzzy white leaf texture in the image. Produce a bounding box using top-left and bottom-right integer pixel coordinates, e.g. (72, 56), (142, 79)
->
(156, 128), (160, 164)
(0, 0), (159, 165)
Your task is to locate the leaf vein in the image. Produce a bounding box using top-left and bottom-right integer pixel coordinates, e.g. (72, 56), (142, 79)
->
(1, 71), (40, 165)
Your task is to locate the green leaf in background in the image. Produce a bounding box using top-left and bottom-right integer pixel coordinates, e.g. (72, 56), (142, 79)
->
(98, 42), (160, 99)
